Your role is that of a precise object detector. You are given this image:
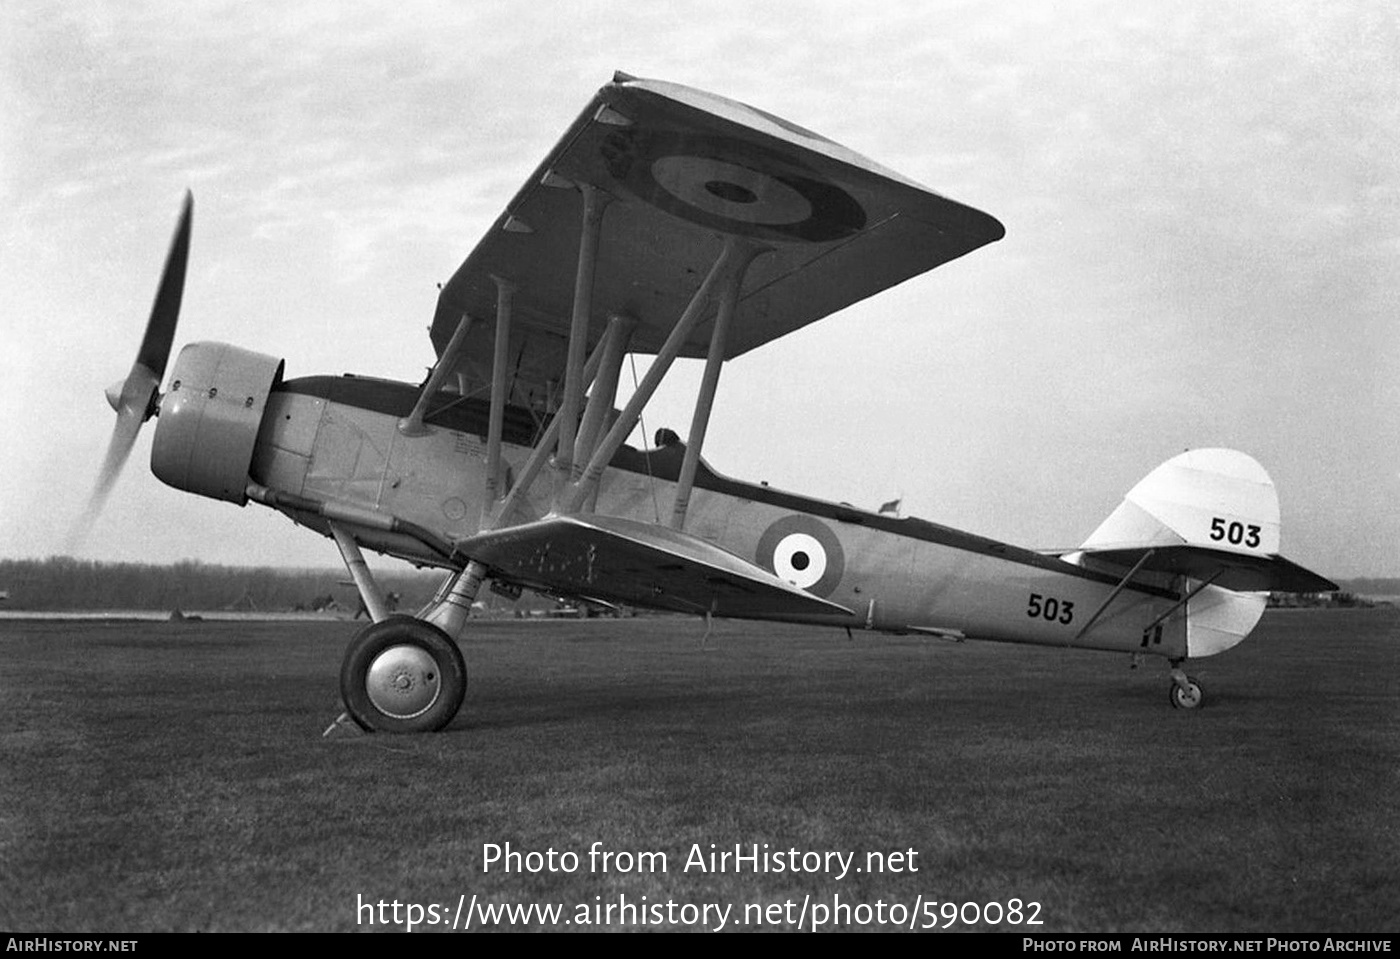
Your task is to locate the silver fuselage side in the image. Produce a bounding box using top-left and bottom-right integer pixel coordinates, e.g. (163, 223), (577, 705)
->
(244, 378), (1190, 659)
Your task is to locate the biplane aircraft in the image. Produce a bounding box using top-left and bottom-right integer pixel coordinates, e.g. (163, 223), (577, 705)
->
(84, 73), (1336, 732)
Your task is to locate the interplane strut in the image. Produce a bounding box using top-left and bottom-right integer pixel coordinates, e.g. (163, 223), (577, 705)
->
(572, 314), (637, 492)
(671, 241), (767, 530)
(558, 235), (761, 515)
(557, 183), (612, 478)
(484, 275), (516, 504)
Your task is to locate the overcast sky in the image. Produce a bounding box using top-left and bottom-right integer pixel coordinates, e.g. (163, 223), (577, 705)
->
(2, 0), (1396, 578)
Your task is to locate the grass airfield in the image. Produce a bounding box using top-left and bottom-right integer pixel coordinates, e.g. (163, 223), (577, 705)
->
(1, 609), (1396, 933)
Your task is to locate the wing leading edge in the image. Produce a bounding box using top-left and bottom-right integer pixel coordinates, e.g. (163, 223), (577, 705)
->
(430, 72), (1004, 412)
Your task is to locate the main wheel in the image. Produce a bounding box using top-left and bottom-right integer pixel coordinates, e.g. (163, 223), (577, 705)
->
(1168, 676), (1204, 710)
(340, 615), (467, 733)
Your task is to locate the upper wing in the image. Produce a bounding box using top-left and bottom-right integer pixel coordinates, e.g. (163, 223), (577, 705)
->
(430, 72), (1004, 411)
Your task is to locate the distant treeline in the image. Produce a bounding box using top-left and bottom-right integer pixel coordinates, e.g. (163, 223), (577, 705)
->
(0, 557), (446, 612)
(1343, 578), (1400, 597)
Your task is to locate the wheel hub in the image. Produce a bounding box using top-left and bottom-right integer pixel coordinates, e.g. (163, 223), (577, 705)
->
(1174, 683), (1202, 708)
(365, 644), (441, 719)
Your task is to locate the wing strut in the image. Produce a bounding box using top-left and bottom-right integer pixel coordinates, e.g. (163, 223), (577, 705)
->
(671, 242), (767, 530)
(484, 275), (515, 503)
(557, 235), (764, 514)
(557, 183), (613, 478)
(399, 311), (476, 436)
(572, 313), (636, 485)
(487, 335), (607, 529)
(429, 324), (613, 640)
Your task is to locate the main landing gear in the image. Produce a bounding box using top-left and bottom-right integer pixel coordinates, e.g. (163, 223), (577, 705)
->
(340, 615), (467, 733)
(1168, 662), (1204, 710)
(327, 525), (484, 734)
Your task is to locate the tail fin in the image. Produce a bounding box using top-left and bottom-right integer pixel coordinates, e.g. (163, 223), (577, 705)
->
(1071, 449), (1335, 657)
(1083, 447), (1279, 555)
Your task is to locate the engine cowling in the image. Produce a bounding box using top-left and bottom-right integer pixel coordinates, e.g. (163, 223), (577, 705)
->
(151, 342), (284, 504)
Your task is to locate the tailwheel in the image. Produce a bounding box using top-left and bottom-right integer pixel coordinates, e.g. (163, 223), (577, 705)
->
(1168, 673), (1204, 710)
(340, 615), (467, 733)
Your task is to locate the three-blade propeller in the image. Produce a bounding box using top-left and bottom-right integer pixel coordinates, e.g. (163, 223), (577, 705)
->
(67, 191), (192, 551)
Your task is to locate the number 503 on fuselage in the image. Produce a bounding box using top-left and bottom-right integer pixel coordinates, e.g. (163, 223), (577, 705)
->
(85, 73), (1336, 732)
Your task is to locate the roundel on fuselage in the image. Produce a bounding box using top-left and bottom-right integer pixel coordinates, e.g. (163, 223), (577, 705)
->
(756, 515), (845, 597)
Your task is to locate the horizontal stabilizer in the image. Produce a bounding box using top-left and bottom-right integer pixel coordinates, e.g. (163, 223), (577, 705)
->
(1077, 546), (1336, 594)
(457, 513), (854, 619)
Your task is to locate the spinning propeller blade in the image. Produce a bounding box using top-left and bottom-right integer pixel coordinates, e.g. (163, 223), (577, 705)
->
(67, 192), (193, 551)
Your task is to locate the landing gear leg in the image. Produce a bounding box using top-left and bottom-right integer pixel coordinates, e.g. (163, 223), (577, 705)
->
(1168, 660), (1204, 710)
(324, 525), (476, 734)
(422, 560), (489, 639)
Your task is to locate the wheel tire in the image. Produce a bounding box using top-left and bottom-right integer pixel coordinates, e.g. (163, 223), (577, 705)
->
(340, 615), (467, 733)
(1168, 676), (1204, 710)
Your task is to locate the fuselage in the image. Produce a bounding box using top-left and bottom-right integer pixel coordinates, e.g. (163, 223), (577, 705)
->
(240, 374), (1195, 659)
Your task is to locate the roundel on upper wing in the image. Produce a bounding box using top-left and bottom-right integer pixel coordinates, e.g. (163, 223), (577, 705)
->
(599, 130), (866, 242)
(756, 515), (845, 597)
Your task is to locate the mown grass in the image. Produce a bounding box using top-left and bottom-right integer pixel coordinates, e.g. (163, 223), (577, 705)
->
(1, 610), (1396, 932)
